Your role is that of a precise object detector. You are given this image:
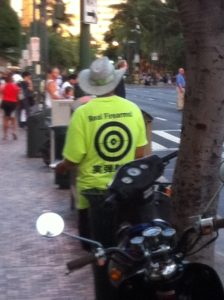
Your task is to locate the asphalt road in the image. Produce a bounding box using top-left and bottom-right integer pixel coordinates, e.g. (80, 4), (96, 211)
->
(126, 84), (224, 216)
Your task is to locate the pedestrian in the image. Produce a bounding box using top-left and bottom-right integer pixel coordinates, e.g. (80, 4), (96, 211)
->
(176, 67), (186, 111)
(56, 56), (148, 245)
(18, 71), (34, 127)
(114, 59), (128, 98)
(0, 72), (20, 140)
(45, 67), (61, 108)
(64, 86), (74, 99)
(12, 70), (23, 85)
(60, 73), (77, 98)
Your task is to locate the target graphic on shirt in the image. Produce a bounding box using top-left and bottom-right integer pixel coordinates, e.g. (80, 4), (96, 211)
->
(94, 121), (132, 162)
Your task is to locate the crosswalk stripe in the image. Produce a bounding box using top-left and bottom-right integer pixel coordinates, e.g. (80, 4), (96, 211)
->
(153, 131), (180, 144)
(152, 141), (168, 151)
(155, 117), (167, 121)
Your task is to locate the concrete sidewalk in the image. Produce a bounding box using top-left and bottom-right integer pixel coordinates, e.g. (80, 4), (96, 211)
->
(0, 122), (224, 300)
(0, 126), (94, 300)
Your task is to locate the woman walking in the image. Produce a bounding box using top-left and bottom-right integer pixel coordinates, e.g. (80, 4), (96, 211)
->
(0, 72), (20, 140)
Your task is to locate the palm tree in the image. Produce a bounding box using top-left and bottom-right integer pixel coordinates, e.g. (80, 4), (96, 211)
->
(105, 0), (184, 72)
(172, 0), (224, 266)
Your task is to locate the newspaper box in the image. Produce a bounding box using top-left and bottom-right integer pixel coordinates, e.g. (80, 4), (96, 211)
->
(50, 100), (74, 164)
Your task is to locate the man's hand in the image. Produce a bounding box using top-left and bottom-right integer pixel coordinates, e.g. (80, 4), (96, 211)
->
(55, 160), (69, 175)
(56, 159), (77, 175)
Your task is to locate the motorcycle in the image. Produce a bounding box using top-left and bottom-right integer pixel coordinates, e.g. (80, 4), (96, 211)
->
(36, 151), (224, 300)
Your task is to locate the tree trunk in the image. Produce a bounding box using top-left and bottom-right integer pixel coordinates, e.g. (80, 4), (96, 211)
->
(172, 0), (224, 263)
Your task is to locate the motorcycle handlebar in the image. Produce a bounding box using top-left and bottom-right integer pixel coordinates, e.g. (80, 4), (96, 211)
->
(66, 253), (96, 273)
(162, 150), (178, 163)
(104, 193), (117, 205)
(213, 218), (224, 231)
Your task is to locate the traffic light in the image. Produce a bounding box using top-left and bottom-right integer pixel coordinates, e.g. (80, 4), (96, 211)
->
(54, 1), (65, 21)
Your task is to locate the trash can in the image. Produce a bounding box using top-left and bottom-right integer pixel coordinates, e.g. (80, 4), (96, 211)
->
(27, 109), (51, 157)
(50, 125), (70, 189)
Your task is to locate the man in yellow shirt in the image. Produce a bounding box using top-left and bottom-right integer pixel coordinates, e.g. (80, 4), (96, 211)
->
(57, 57), (148, 242)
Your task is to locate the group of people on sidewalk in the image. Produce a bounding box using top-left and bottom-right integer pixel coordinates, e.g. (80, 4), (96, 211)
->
(0, 71), (34, 140)
(0, 55), (186, 255)
(0, 70), (34, 140)
(0, 59), (185, 141)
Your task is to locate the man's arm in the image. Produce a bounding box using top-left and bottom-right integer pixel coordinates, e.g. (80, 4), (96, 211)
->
(135, 146), (146, 159)
(47, 81), (61, 99)
(56, 159), (78, 175)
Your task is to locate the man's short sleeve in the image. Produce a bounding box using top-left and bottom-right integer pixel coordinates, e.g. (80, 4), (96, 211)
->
(63, 108), (86, 163)
(136, 108), (148, 148)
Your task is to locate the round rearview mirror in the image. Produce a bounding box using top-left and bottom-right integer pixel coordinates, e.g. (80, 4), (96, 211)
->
(36, 212), (64, 237)
(219, 161), (224, 183)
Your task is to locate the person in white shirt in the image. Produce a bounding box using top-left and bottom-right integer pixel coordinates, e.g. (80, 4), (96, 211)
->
(60, 74), (78, 98)
(45, 67), (61, 108)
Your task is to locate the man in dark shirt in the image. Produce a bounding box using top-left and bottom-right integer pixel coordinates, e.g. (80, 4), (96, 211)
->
(19, 71), (34, 126)
(114, 59), (128, 98)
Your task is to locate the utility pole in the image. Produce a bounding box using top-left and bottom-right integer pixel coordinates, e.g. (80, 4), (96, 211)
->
(39, 0), (49, 73)
(32, 0), (37, 36)
(80, 0), (91, 70)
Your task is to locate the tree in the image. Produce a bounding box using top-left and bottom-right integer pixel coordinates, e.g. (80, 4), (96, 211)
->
(137, 0), (185, 71)
(0, 0), (21, 63)
(104, 0), (185, 72)
(48, 32), (80, 69)
(48, 32), (98, 70)
(172, 0), (224, 262)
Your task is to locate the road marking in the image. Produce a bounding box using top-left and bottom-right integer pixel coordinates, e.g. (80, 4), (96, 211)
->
(152, 142), (168, 151)
(160, 129), (181, 132)
(168, 102), (176, 105)
(153, 131), (180, 144)
(216, 251), (224, 257)
(152, 147), (179, 152)
(155, 117), (167, 121)
(148, 97), (155, 101)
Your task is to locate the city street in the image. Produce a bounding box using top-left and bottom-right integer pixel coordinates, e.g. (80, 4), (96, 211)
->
(127, 85), (181, 153)
(0, 85), (224, 299)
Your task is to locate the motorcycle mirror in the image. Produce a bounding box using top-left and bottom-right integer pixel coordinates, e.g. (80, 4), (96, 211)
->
(219, 161), (224, 182)
(36, 212), (64, 237)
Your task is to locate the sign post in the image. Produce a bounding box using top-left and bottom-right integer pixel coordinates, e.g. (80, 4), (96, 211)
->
(80, 0), (97, 70)
(30, 37), (40, 62)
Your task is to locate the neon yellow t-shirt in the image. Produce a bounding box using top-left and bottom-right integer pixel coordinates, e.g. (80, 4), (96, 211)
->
(63, 95), (148, 209)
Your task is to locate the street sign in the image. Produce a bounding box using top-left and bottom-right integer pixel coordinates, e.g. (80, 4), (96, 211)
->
(83, 0), (97, 24)
(151, 52), (159, 61)
(133, 54), (140, 63)
(30, 37), (40, 62)
(22, 49), (29, 60)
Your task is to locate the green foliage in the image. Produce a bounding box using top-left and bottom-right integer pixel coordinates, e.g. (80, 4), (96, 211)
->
(48, 31), (98, 70)
(0, 0), (21, 62)
(48, 32), (79, 69)
(104, 0), (185, 72)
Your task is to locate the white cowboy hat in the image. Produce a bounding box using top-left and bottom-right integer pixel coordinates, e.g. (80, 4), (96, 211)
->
(78, 56), (126, 96)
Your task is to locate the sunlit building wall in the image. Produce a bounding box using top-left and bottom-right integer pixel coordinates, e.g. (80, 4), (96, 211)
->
(21, 0), (33, 27)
